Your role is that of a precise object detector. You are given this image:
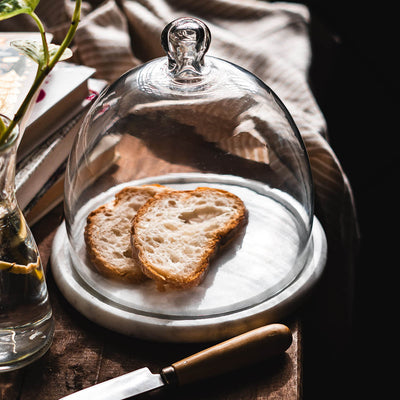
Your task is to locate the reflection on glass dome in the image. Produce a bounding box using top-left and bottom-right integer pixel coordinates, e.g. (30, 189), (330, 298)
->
(64, 17), (314, 319)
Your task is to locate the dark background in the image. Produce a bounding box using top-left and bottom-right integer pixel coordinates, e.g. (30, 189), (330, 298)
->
(290, 1), (397, 398)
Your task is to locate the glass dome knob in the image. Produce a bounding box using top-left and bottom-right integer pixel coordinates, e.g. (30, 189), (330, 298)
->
(161, 17), (211, 81)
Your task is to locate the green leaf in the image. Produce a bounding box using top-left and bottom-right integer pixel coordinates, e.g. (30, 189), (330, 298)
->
(48, 43), (73, 61)
(10, 40), (72, 66)
(0, 117), (7, 136)
(0, 0), (40, 20)
(10, 39), (43, 65)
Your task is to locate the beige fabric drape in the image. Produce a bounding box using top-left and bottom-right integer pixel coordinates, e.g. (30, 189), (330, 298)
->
(19, 0), (356, 241)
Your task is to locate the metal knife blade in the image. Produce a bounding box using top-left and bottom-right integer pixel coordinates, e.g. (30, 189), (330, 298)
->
(59, 367), (164, 400)
(59, 323), (292, 400)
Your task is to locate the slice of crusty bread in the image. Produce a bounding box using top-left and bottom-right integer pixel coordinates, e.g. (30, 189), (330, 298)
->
(84, 184), (169, 282)
(131, 187), (247, 288)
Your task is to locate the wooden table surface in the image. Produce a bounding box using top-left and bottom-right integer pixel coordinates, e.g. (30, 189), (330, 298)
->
(0, 203), (301, 400)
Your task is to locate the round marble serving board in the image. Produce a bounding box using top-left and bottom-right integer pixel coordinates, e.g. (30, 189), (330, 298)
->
(51, 173), (327, 343)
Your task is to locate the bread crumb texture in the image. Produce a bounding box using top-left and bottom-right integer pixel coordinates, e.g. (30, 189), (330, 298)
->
(132, 187), (247, 288)
(84, 185), (169, 282)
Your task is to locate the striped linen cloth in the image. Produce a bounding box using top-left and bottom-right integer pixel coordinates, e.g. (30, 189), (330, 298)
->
(32, 0), (357, 238)
(3, 0), (359, 350)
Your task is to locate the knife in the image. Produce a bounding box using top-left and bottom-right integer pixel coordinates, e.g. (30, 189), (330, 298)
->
(60, 323), (292, 400)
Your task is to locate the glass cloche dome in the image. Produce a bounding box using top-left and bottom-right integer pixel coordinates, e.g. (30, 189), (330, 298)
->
(59, 18), (324, 335)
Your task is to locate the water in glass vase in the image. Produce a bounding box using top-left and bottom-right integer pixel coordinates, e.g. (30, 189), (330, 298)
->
(0, 206), (54, 371)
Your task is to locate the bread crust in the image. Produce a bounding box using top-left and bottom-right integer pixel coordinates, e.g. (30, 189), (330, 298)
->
(84, 184), (169, 282)
(131, 187), (247, 289)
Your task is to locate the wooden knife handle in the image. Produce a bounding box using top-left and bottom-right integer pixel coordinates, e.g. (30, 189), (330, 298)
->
(161, 323), (292, 386)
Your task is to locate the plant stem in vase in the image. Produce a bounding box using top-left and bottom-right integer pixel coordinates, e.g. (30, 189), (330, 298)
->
(0, 0), (82, 371)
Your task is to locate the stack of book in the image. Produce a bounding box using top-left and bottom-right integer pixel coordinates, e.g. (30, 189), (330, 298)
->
(1, 32), (108, 225)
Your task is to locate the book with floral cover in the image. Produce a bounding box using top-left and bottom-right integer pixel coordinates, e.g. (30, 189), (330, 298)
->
(17, 61), (96, 161)
(15, 78), (108, 215)
(1, 32), (95, 160)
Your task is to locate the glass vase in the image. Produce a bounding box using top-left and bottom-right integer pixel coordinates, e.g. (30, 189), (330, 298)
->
(0, 115), (54, 372)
